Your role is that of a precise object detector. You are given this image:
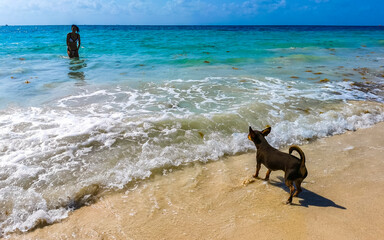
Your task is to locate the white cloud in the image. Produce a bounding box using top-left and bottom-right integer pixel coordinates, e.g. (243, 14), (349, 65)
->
(241, 1), (259, 14)
(160, 0), (286, 17)
(0, 0), (288, 24)
(0, 0), (286, 15)
(223, 0), (286, 16)
(162, 0), (218, 16)
(0, 0), (124, 14)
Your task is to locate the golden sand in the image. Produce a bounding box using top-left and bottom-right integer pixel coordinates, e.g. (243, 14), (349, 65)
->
(11, 122), (384, 240)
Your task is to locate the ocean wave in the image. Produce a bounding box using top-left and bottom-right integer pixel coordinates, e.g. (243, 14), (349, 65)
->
(1, 76), (384, 236)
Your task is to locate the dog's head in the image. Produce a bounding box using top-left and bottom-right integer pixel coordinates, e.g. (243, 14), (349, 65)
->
(248, 126), (271, 145)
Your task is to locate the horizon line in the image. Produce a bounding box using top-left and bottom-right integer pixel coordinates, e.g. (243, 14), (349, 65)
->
(2, 24), (383, 27)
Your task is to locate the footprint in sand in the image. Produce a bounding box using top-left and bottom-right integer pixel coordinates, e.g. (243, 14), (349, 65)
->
(242, 178), (255, 186)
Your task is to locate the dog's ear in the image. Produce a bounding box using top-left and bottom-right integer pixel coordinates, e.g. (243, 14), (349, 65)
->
(248, 126), (255, 140)
(261, 126), (271, 136)
(248, 126), (261, 144)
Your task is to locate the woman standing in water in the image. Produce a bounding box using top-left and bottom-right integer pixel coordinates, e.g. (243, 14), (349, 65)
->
(67, 25), (81, 58)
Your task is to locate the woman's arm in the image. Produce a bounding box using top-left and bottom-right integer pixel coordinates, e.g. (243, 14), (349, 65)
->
(78, 34), (81, 50)
(66, 33), (71, 49)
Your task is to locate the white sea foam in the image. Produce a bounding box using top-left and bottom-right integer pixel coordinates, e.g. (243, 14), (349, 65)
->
(0, 76), (384, 236)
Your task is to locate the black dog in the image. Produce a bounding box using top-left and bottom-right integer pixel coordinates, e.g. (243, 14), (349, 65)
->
(248, 126), (308, 204)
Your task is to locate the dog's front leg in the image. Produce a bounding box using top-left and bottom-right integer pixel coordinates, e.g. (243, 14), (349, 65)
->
(253, 163), (261, 178)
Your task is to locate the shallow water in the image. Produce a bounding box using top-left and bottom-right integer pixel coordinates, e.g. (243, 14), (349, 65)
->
(0, 25), (384, 236)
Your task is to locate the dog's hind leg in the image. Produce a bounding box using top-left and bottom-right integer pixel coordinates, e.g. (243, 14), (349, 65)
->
(264, 169), (271, 181)
(253, 163), (261, 178)
(293, 178), (303, 197)
(285, 180), (294, 204)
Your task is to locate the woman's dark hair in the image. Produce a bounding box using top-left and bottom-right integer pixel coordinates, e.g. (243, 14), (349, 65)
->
(71, 25), (80, 33)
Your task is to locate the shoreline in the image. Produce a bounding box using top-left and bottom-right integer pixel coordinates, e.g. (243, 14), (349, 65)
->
(10, 122), (384, 240)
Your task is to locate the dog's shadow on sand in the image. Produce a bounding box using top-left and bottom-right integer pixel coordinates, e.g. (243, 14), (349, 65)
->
(269, 176), (346, 209)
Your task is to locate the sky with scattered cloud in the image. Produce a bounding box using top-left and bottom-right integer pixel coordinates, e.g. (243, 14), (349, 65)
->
(0, 0), (383, 25)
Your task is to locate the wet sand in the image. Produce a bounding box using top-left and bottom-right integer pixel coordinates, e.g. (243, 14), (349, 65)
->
(11, 122), (384, 240)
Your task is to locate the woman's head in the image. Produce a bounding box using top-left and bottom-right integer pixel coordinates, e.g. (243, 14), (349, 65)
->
(71, 25), (80, 33)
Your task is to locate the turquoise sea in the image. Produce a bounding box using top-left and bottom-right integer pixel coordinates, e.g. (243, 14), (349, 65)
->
(1, 25), (384, 235)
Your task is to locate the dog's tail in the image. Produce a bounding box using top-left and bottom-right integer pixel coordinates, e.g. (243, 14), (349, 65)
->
(289, 145), (306, 176)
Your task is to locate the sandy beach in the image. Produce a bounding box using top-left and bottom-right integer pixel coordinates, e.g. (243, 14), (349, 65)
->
(2, 24), (384, 239)
(9, 122), (384, 240)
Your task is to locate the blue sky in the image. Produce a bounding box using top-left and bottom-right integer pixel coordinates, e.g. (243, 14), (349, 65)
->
(0, 0), (383, 25)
